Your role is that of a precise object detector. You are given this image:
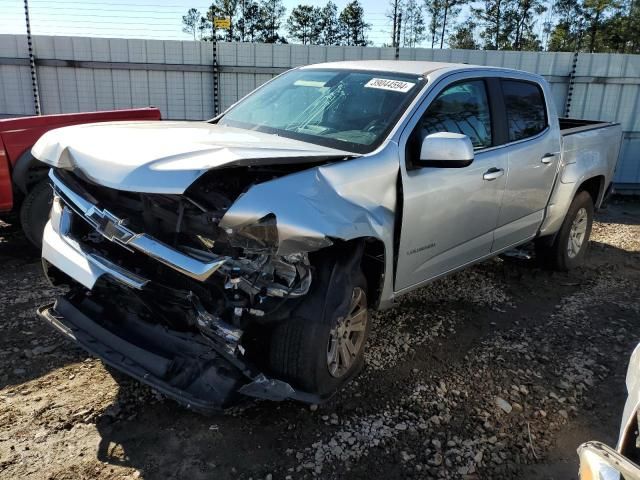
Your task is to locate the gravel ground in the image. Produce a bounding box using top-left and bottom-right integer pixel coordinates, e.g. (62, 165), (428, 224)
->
(0, 198), (639, 480)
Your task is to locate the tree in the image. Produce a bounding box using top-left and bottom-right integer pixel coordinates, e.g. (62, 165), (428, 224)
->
(623, 0), (640, 52)
(182, 8), (208, 40)
(402, 0), (427, 47)
(339, 1), (370, 45)
(319, 1), (341, 45)
(583, 0), (619, 51)
(257, 0), (287, 43)
(546, 0), (620, 52)
(237, 0), (262, 42)
(512, 0), (547, 50)
(424, 0), (445, 47)
(547, 0), (584, 51)
(438, 0), (470, 48)
(472, 0), (518, 49)
(287, 5), (323, 44)
(448, 20), (479, 48)
(600, 0), (640, 52)
(387, 0), (403, 47)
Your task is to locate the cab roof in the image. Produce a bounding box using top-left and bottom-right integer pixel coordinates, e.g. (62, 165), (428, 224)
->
(300, 60), (476, 77)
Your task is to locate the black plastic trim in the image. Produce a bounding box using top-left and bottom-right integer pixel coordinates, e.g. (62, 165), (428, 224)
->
(486, 77), (509, 147)
(37, 295), (325, 413)
(415, 159), (474, 168)
(38, 300), (228, 414)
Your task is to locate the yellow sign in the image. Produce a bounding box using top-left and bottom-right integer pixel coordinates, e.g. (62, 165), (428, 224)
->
(214, 17), (231, 29)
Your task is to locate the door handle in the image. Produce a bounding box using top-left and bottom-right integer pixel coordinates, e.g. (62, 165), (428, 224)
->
(541, 152), (558, 164)
(483, 168), (504, 181)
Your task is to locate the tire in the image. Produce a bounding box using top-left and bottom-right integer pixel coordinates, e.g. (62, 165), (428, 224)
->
(19, 179), (53, 249)
(536, 190), (594, 271)
(269, 247), (370, 397)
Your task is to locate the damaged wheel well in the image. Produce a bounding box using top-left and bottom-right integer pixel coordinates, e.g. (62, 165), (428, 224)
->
(578, 175), (604, 207)
(335, 237), (386, 310)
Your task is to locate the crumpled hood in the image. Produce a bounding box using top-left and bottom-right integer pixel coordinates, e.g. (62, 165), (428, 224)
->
(32, 121), (352, 194)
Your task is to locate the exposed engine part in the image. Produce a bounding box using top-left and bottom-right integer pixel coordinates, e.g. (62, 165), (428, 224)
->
(221, 252), (312, 299)
(191, 295), (243, 355)
(55, 167), (317, 347)
(181, 246), (312, 300)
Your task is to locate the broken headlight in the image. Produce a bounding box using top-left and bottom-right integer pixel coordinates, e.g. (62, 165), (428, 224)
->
(50, 195), (72, 236)
(227, 214), (279, 254)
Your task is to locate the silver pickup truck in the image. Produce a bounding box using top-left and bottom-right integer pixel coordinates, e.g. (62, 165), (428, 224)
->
(34, 61), (622, 411)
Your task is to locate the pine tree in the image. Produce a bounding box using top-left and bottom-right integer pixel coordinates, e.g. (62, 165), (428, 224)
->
(583, 0), (620, 51)
(512, 0), (547, 50)
(257, 0), (287, 43)
(424, 0), (445, 47)
(547, 0), (584, 51)
(472, 0), (517, 49)
(287, 5), (323, 44)
(338, 1), (370, 45)
(237, 0), (262, 42)
(448, 20), (479, 48)
(437, 0), (471, 48)
(387, 0), (403, 47)
(182, 8), (206, 40)
(319, 2), (341, 45)
(402, 0), (427, 47)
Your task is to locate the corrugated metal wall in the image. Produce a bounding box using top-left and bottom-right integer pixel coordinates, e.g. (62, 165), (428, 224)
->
(0, 34), (638, 188)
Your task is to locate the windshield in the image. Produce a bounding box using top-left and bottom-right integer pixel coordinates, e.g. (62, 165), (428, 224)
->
(218, 69), (425, 154)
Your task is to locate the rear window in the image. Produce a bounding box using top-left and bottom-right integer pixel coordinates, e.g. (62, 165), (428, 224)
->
(502, 80), (547, 142)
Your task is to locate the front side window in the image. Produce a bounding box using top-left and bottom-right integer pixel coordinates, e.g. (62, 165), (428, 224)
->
(502, 80), (547, 141)
(416, 80), (493, 150)
(218, 69), (424, 154)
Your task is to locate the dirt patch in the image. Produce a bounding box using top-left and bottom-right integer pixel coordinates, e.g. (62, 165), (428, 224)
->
(0, 199), (639, 480)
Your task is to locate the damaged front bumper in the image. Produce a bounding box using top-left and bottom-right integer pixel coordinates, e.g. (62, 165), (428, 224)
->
(40, 169), (322, 411)
(37, 295), (320, 413)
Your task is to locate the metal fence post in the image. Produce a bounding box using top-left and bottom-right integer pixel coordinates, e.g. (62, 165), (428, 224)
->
(564, 23), (584, 118)
(395, 13), (402, 60)
(23, 0), (41, 115)
(212, 6), (219, 117)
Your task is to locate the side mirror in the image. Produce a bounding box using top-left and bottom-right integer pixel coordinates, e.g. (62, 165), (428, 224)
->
(417, 132), (474, 168)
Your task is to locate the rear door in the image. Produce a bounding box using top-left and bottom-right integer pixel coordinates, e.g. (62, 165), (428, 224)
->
(394, 75), (508, 292)
(491, 79), (561, 251)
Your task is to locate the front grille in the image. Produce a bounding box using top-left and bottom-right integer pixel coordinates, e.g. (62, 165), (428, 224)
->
(49, 168), (227, 284)
(69, 172), (184, 240)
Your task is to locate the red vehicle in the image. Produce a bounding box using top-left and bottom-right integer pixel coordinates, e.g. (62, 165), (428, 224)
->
(0, 108), (161, 246)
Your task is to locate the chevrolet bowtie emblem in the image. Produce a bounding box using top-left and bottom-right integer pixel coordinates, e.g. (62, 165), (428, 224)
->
(86, 207), (134, 244)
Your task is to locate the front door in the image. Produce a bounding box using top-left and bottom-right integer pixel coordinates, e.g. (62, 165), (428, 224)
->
(395, 78), (507, 292)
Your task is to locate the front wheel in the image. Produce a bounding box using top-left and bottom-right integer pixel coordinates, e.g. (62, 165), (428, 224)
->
(536, 190), (594, 271)
(269, 248), (370, 398)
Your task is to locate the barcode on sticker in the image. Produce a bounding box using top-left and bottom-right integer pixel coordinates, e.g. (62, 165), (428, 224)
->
(365, 78), (415, 93)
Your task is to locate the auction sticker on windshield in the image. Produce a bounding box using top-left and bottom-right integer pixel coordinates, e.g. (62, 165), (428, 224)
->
(365, 78), (416, 93)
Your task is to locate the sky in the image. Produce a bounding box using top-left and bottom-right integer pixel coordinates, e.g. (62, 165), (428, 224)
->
(0, 0), (403, 46)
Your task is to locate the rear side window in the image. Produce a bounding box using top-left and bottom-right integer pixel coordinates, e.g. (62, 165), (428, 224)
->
(502, 80), (547, 142)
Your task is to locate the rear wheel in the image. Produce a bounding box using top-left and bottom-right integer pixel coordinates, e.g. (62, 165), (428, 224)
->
(19, 179), (53, 249)
(536, 190), (594, 271)
(269, 248), (370, 397)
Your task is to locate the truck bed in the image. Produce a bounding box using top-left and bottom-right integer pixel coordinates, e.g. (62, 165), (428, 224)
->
(559, 117), (619, 136)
